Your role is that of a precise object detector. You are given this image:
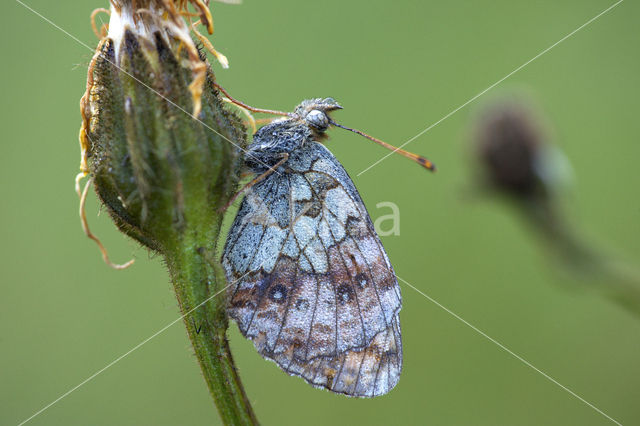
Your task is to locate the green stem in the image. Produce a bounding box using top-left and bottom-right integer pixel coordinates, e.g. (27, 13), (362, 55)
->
(165, 229), (258, 426)
(523, 198), (640, 317)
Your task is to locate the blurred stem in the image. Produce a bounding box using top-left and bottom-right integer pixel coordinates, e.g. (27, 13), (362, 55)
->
(165, 225), (258, 426)
(523, 198), (640, 317)
(523, 199), (597, 268)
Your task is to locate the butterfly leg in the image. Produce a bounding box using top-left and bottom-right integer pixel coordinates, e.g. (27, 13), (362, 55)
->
(219, 153), (290, 213)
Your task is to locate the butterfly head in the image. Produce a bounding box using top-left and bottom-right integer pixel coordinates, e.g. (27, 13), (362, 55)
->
(294, 98), (343, 133)
(213, 83), (436, 172)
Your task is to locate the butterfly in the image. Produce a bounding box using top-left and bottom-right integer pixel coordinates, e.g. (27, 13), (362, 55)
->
(221, 97), (434, 397)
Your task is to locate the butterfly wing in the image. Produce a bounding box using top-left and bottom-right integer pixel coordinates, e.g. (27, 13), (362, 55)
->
(222, 141), (402, 397)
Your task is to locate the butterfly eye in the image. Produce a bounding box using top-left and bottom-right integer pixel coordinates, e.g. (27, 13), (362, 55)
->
(306, 109), (329, 131)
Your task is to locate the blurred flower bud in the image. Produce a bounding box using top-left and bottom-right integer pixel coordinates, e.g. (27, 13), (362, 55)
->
(472, 97), (575, 204)
(79, 1), (246, 253)
(473, 100), (548, 200)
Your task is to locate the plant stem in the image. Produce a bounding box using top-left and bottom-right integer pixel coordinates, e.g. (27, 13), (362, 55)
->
(166, 228), (258, 425)
(524, 198), (640, 317)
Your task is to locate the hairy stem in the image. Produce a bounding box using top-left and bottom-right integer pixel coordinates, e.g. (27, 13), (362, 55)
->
(166, 228), (258, 426)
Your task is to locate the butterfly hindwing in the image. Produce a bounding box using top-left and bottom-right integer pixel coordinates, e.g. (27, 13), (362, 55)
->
(222, 141), (402, 397)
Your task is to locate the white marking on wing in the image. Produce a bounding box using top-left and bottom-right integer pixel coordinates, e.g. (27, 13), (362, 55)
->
(326, 210), (346, 241)
(290, 173), (312, 201)
(229, 223), (264, 273)
(281, 233), (300, 258)
(325, 187), (359, 224)
(311, 157), (335, 174)
(303, 237), (328, 274)
(250, 226), (287, 273)
(293, 215), (317, 248)
(318, 218), (333, 248)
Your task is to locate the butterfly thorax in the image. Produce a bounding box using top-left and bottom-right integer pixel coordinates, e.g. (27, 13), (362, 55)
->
(244, 120), (312, 174)
(244, 98), (344, 174)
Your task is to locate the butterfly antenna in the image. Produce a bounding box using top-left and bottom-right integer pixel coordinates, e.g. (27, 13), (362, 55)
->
(213, 83), (291, 117)
(330, 120), (436, 172)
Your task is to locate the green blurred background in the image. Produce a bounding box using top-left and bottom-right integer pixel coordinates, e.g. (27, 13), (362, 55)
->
(2, 1), (639, 424)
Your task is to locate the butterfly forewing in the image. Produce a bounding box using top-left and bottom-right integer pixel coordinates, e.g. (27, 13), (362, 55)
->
(223, 139), (402, 397)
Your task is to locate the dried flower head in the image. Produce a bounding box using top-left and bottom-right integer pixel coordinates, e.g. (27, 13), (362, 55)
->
(77, 0), (246, 262)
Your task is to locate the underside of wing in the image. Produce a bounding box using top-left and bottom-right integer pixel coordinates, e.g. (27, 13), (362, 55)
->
(222, 142), (403, 397)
